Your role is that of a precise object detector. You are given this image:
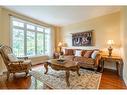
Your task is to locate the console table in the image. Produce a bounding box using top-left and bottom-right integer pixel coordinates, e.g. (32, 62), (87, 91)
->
(100, 55), (123, 78)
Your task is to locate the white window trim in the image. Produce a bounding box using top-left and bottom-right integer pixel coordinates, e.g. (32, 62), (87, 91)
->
(10, 16), (51, 57)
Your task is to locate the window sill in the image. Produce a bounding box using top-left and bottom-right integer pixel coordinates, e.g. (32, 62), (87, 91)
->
(28, 55), (49, 58)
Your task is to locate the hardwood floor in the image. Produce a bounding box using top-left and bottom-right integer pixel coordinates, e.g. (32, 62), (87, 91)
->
(0, 64), (126, 89)
(99, 68), (127, 89)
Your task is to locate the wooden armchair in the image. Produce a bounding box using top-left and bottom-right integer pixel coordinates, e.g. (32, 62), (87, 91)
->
(0, 45), (32, 80)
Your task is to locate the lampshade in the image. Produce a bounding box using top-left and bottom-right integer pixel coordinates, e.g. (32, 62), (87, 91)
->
(107, 40), (114, 45)
(58, 42), (62, 47)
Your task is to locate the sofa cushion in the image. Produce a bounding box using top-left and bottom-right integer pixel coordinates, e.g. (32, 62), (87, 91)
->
(79, 62), (95, 68)
(74, 57), (94, 65)
(64, 49), (74, 55)
(75, 50), (82, 56)
(81, 50), (86, 56)
(84, 50), (93, 58)
(91, 50), (99, 59)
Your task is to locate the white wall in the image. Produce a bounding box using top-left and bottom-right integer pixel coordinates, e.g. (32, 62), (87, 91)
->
(121, 7), (127, 86)
(0, 7), (7, 75)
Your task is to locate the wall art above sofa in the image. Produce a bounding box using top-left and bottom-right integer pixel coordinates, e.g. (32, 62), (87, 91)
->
(72, 30), (94, 46)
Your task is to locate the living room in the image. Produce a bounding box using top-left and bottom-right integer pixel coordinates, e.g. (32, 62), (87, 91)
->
(0, 5), (127, 91)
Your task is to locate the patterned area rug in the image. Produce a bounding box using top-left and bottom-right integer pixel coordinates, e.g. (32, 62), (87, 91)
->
(30, 67), (102, 89)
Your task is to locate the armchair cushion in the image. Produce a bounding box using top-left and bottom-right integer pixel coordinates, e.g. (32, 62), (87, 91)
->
(8, 53), (18, 62)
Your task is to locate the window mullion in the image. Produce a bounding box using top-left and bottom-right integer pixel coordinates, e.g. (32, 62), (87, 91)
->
(35, 27), (37, 55)
(24, 23), (27, 56)
(43, 29), (45, 54)
(10, 17), (13, 50)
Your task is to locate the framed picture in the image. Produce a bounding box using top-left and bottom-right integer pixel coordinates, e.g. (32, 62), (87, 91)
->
(72, 30), (93, 46)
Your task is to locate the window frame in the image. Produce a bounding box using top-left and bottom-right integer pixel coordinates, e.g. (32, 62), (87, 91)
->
(10, 16), (51, 57)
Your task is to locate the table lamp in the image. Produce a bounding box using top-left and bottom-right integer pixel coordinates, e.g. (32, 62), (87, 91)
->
(58, 42), (63, 55)
(107, 40), (114, 57)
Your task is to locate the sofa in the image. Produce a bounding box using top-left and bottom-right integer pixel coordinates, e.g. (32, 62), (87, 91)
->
(61, 49), (101, 71)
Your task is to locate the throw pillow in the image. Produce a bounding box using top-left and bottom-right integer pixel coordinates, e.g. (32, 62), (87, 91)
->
(8, 53), (18, 62)
(81, 50), (86, 56)
(84, 50), (93, 58)
(75, 50), (82, 56)
(91, 50), (99, 59)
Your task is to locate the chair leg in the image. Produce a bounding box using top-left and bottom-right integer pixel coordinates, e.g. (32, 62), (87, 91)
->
(30, 63), (32, 71)
(13, 73), (16, 78)
(25, 71), (29, 76)
(6, 72), (10, 81)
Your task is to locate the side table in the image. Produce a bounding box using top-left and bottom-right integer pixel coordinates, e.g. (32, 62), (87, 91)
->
(100, 55), (123, 78)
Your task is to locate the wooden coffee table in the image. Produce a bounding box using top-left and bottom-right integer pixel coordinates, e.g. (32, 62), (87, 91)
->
(43, 59), (80, 87)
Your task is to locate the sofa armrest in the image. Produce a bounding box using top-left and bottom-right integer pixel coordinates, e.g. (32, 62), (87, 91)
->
(94, 54), (101, 67)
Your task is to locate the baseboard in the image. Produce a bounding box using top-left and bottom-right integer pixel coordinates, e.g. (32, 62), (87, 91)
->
(123, 75), (127, 86)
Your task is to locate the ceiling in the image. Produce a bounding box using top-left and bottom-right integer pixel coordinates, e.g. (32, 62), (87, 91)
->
(5, 6), (121, 26)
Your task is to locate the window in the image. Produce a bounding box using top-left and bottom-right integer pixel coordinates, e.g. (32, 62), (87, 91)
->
(11, 17), (51, 57)
(45, 28), (51, 55)
(12, 28), (24, 56)
(37, 33), (44, 55)
(27, 31), (35, 56)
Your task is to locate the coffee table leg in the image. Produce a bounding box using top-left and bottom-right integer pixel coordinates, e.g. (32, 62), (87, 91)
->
(65, 70), (70, 87)
(44, 63), (48, 74)
(77, 70), (80, 76)
(77, 65), (80, 76)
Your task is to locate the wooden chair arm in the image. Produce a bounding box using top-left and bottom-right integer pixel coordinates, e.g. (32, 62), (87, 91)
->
(10, 60), (24, 63)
